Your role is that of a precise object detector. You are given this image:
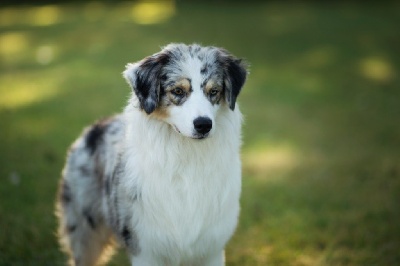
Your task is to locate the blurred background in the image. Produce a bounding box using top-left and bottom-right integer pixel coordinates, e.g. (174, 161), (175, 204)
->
(0, 0), (399, 265)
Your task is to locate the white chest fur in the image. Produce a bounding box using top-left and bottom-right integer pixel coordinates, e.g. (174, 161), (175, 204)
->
(120, 106), (242, 261)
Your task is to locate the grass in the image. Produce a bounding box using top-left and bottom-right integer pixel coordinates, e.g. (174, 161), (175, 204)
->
(0, 1), (399, 265)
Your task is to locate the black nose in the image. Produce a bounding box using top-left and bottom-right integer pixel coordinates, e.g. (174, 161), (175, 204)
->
(193, 117), (212, 135)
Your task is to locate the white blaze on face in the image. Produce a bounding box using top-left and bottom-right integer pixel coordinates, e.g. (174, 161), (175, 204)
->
(165, 57), (219, 139)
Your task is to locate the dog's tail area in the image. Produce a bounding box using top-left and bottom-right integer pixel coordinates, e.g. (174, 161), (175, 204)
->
(55, 153), (115, 266)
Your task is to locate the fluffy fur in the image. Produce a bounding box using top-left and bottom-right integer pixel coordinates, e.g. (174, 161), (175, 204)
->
(56, 43), (247, 266)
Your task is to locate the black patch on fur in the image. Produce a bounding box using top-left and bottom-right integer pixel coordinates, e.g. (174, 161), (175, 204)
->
(201, 80), (207, 89)
(113, 195), (120, 230)
(80, 165), (90, 176)
(161, 73), (168, 81)
(197, 53), (204, 61)
(133, 52), (170, 114)
(111, 158), (124, 187)
(108, 125), (120, 136)
(67, 224), (77, 233)
(122, 226), (131, 243)
(219, 53), (247, 110)
(105, 176), (111, 195)
(131, 192), (138, 202)
(85, 118), (110, 155)
(227, 60), (246, 100)
(189, 44), (201, 59)
(200, 65), (207, 74)
(106, 157), (123, 230)
(188, 45), (193, 57)
(60, 180), (72, 204)
(120, 224), (141, 255)
(83, 209), (96, 229)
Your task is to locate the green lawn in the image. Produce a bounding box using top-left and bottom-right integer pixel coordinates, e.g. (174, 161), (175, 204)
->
(0, 1), (399, 265)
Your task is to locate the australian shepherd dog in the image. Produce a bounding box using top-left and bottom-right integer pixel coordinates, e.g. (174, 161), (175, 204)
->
(56, 43), (247, 266)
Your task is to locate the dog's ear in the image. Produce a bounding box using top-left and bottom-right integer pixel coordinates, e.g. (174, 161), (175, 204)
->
(123, 52), (170, 114)
(218, 50), (248, 110)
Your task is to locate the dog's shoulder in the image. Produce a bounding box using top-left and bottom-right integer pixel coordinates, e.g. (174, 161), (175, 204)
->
(82, 115), (124, 153)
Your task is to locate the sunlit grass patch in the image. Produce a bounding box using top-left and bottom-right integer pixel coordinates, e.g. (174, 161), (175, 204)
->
(359, 56), (395, 82)
(0, 72), (61, 109)
(242, 143), (299, 178)
(0, 32), (31, 64)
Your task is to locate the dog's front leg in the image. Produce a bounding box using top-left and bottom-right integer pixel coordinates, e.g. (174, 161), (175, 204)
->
(130, 253), (165, 266)
(202, 251), (225, 266)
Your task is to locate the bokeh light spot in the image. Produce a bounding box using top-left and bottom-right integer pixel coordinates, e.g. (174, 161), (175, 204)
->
(29, 5), (61, 26)
(36, 45), (55, 65)
(359, 57), (394, 82)
(131, 0), (175, 25)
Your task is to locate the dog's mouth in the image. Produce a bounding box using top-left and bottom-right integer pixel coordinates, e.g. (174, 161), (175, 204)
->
(172, 125), (210, 140)
(173, 125), (181, 134)
(192, 133), (210, 140)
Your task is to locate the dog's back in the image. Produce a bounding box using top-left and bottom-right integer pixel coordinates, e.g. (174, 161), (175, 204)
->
(56, 43), (247, 266)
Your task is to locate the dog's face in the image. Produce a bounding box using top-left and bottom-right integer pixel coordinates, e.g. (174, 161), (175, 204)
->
(123, 44), (247, 139)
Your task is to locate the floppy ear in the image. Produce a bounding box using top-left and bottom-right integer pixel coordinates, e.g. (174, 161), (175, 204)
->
(219, 51), (247, 110)
(123, 52), (170, 114)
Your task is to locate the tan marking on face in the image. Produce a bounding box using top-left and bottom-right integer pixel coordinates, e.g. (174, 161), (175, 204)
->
(164, 78), (192, 106)
(204, 79), (223, 104)
(205, 80), (217, 93)
(149, 107), (169, 120)
(174, 78), (191, 93)
(204, 79), (222, 94)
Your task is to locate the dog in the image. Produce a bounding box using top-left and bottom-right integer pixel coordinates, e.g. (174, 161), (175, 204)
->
(56, 43), (247, 266)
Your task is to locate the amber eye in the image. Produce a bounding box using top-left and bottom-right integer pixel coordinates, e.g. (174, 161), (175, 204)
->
(172, 87), (184, 96)
(210, 89), (219, 96)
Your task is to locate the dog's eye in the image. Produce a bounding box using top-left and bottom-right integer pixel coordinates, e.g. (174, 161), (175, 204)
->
(172, 87), (185, 96)
(210, 89), (219, 96)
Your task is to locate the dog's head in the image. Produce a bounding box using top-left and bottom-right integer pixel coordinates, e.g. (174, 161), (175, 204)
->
(123, 43), (247, 139)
